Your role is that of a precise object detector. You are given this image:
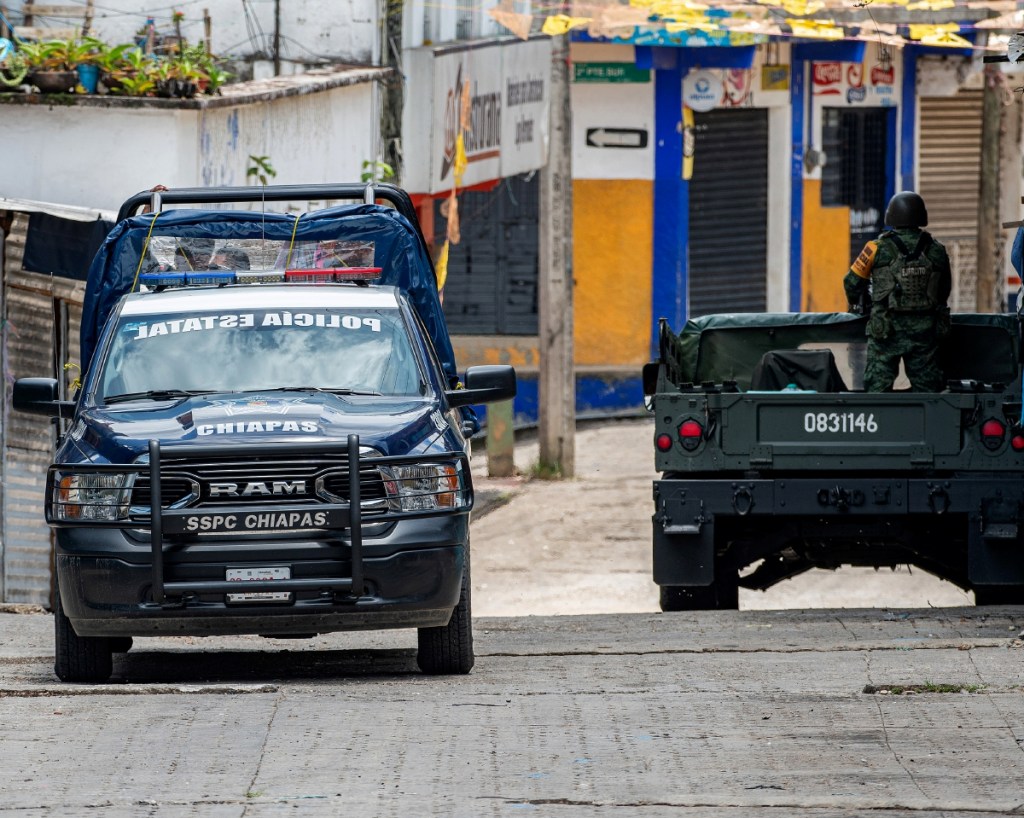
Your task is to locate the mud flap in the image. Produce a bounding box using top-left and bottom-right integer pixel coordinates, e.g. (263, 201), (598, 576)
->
(653, 517), (714, 587)
(967, 494), (1024, 586)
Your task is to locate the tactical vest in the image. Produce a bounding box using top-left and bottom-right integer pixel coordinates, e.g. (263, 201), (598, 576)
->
(870, 231), (942, 313)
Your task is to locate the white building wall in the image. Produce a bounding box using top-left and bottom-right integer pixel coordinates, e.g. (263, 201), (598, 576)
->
(196, 85), (377, 191)
(0, 81), (379, 212)
(570, 43), (654, 182)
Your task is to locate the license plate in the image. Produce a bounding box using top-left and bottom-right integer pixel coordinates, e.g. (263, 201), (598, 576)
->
(163, 506), (347, 535)
(757, 405), (924, 444)
(226, 566), (291, 602)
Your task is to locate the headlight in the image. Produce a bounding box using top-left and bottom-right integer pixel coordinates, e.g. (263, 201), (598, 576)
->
(380, 462), (466, 512)
(51, 471), (135, 522)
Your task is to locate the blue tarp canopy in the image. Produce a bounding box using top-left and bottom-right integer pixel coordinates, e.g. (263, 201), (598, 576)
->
(81, 203), (456, 382)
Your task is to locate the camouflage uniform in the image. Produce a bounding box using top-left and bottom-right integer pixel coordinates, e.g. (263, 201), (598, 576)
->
(844, 227), (952, 392)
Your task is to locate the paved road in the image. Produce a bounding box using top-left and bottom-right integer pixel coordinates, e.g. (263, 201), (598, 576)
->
(2, 419), (1016, 816)
(1, 606), (1023, 816)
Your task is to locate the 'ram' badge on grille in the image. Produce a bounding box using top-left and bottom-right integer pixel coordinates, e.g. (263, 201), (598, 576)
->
(207, 480), (308, 498)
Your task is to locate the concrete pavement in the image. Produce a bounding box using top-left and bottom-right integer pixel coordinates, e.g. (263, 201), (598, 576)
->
(1, 605), (1023, 816)
(1, 419), (1021, 816)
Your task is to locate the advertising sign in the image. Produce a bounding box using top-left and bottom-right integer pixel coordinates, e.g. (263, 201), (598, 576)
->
(683, 70), (723, 112)
(810, 59), (898, 107)
(403, 39), (552, 194)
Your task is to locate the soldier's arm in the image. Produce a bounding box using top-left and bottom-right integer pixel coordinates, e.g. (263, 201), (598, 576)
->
(931, 244), (953, 305)
(845, 240), (877, 312)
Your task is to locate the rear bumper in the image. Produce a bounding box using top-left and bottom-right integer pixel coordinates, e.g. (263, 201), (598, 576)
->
(653, 475), (1024, 587)
(57, 515), (467, 637)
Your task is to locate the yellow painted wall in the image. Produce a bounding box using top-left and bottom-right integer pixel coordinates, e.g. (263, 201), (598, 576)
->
(573, 178), (654, 367)
(801, 179), (851, 313)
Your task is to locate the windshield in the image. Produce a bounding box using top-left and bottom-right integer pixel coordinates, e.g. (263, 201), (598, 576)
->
(93, 307), (423, 402)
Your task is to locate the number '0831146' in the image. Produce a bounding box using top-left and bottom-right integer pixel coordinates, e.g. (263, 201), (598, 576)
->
(804, 412), (878, 434)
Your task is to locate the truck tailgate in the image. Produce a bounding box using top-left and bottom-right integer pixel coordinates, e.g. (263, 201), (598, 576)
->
(712, 392), (976, 467)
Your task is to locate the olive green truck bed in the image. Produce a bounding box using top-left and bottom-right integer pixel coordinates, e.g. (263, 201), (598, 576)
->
(646, 312), (1024, 610)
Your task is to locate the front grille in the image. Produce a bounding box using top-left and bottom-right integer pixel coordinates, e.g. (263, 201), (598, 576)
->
(131, 452), (387, 512)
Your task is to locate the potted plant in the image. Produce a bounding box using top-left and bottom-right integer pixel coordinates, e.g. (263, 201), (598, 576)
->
(202, 63), (232, 94)
(151, 58), (200, 98)
(180, 41), (231, 95)
(103, 46), (150, 94)
(20, 39), (78, 93)
(0, 50), (30, 90)
(116, 70), (155, 97)
(68, 37), (106, 93)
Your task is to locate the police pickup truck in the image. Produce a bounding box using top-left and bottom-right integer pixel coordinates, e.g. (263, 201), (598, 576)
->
(13, 183), (515, 683)
(645, 311), (1024, 610)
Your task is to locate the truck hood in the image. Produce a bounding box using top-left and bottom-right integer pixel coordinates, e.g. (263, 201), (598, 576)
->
(62, 392), (452, 464)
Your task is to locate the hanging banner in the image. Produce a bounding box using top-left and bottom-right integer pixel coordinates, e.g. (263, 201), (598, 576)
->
(682, 106), (695, 180)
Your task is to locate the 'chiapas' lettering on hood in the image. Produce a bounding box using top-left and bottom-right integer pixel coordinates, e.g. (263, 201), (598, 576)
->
(197, 420), (318, 436)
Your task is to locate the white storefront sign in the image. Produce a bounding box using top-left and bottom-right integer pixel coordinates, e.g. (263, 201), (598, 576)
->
(682, 70), (723, 112)
(402, 39), (552, 194)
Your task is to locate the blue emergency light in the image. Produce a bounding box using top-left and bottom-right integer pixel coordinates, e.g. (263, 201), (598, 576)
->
(139, 272), (187, 288)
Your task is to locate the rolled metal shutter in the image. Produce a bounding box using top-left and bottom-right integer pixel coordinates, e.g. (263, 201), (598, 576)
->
(2, 213), (86, 605)
(688, 108), (769, 316)
(438, 173), (539, 335)
(918, 91), (983, 312)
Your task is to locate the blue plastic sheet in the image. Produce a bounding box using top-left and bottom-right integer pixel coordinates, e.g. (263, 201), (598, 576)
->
(81, 204), (456, 384)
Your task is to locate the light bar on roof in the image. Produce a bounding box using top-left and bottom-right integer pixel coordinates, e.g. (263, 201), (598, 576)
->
(137, 266), (385, 291)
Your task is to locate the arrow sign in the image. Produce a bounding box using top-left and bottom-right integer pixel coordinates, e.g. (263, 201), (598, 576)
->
(585, 127), (648, 149)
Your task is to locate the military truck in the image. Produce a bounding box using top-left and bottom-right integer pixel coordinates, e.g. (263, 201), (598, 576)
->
(13, 183), (515, 682)
(645, 311), (1023, 610)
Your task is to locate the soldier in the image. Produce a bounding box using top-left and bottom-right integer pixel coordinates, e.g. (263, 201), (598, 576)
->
(844, 191), (952, 392)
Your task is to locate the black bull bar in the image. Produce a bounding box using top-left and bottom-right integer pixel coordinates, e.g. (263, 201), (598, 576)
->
(47, 436), (472, 606)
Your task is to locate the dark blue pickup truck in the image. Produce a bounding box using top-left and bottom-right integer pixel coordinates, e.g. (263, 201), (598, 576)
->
(13, 183), (515, 683)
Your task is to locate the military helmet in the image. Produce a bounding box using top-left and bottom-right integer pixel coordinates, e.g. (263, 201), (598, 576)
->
(884, 191), (928, 228)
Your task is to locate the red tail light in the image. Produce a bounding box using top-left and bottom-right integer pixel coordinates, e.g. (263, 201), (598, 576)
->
(678, 419), (703, 451)
(655, 433), (673, 452)
(1012, 435), (1024, 452)
(980, 418), (1006, 451)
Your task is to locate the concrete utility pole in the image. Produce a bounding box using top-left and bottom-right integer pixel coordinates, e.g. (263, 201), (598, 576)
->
(538, 32), (575, 478)
(977, 60), (1003, 313)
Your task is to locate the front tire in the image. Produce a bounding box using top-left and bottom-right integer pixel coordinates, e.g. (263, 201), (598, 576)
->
(54, 583), (113, 683)
(417, 546), (474, 674)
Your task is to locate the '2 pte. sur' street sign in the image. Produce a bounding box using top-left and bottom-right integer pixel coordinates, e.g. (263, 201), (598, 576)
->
(585, 128), (649, 149)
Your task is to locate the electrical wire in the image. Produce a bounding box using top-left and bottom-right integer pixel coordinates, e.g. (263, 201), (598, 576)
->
(241, 0), (270, 57)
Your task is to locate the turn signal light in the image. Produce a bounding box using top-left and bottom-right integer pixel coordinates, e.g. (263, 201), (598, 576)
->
(678, 419), (703, 451)
(980, 418), (1006, 451)
(655, 433), (673, 452)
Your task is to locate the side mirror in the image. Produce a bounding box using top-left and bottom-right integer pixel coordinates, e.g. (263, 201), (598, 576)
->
(13, 378), (76, 417)
(446, 365), (517, 408)
(642, 362), (660, 397)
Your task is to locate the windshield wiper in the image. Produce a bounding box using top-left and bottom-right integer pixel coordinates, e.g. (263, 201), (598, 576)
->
(104, 389), (217, 405)
(243, 386), (383, 396)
